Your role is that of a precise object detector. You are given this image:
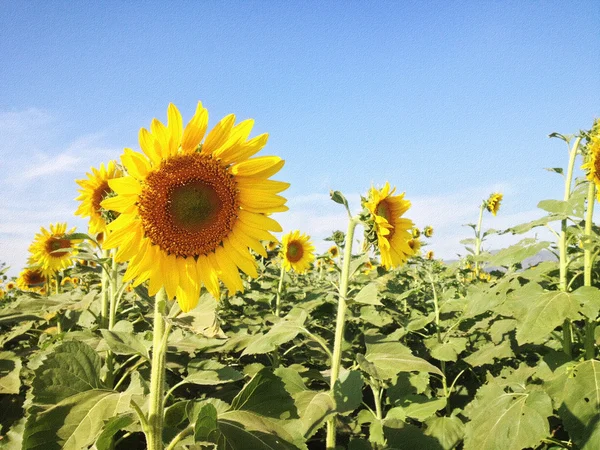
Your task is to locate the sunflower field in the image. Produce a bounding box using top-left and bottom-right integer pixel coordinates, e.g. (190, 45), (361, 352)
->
(0, 104), (599, 450)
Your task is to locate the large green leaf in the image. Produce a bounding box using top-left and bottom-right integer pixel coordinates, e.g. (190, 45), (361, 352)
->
(424, 415), (465, 450)
(182, 360), (244, 386)
(100, 329), (150, 359)
(463, 383), (552, 450)
(22, 390), (131, 450)
(556, 360), (600, 450)
(463, 340), (514, 367)
(333, 369), (364, 414)
(241, 311), (307, 356)
(383, 418), (444, 449)
(353, 283), (381, 305)
(425, 337), (467, 362)
(31, 341), (103, 405)
(487, 239), (550, 267)
(231, 368), (297, 420)
(0, 351), (21, 394)
(389, 395), (447, 422)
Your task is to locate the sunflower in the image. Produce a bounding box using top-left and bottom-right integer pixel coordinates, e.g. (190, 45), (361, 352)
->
(267, 241), (279, 251)
(75, 161), (123, 235)
(16, 268), (47, 292)
(423, 225), (434, 238)
(328, 245), (339, 258)
(60, 277), (73, 286)
(486, 193), (503, 216)
(364, 182), (415, 269)
(281, 230), (316, 274)
(426, 250), (435, 260)
(101, 102), (289, 312)
(0, 289), (4, 299)
(28, 223), (77, 276)
(6, 281), (16, 290)
(412, 228), (421, 239)
(582, 122), (600, 200)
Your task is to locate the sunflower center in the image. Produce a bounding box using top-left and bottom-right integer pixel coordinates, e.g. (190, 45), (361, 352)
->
(138, 153), (239, 257)
(46, 237), (71, 257)
(25, 270), (46, 286)
(93, 181), (113, 211)
(286, 241), (304, 263)
(376, 200), (392, 221)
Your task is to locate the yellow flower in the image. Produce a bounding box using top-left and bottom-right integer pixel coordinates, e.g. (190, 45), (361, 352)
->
(0, 289), (5, 299)
(408, 239), (421, 254)
(582, 121), (600, 200)
(363, 260), (374, 274)
(28, 223), (77, 276)
(328, 245), (339, 258)
(101, 102), (289, 312)
(281, 230), (316, 274)
(126, 284), (134, 293)
(426, 250), (434, 260)
(75, 161), (123, 235)
(412, 228), (421, 238)
(486, 193), (503, 216)
(60, 276), (73, 286)
(16, 268), (47, 292)
(71, 277), (80, 285)
(364, 182), (415, 269)
(267, 241), (278, 251)
(6, 281), (16, 290)
(423, 226), (434, 238)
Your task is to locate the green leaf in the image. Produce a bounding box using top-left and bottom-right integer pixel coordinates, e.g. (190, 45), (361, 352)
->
(393, 395), (447, 421)
(94, 414), (135, 450)
(353, 283), (381, 305)
(330, 190), (350, 212)
(194, 403), (219, 442)
(359, 339), (442, 381)
(22, 390), (131, 450)
(292, 391), (335, 439)
(487, 239), (550, 267)
(333, 369), (364, 414)
(383, 418), (444, 450)
(570, 286), (600, 320)
(513, 289), (581, 345)
(231, 368), (297, 420)
(0, 351), (21, 394)
(100, 329), (150, 359)
(31, 341), (103, 405)
(463, 340), (514, 367)
(241, 321), (304, 356)
(544, 167), (564, 175)
(183, 360), (244, 386)
(556, 360), (600, 450)
(424, 415), (465, 450)
(173, 293), (221, 336)
(425, 337), (467, 362)
(503, 214), (558, 235)
(463, 384), (552, 450)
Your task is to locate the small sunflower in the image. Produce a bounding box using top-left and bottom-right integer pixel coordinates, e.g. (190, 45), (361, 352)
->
(28, 223), (77, 276)
(412, 228), (421, 239)
(75, 161), (124, 235)
(6, 281), (16, 290)
(60, 277), (73, 286)
(486, 193), (503, 216)
(582, 121), (600, 200)
(408, 239), (421, 254)
(16, 268), (47, 292)
(267, 241), (278, 252)
(363, 260), (374, 274)
(101, 102), (289, 312)
(423, 226), (434, 238)
(364, 182), (415, 269)
(328, 245), (339, 259)
(426, 250), (435, 260)
(281, 230), (316, 274)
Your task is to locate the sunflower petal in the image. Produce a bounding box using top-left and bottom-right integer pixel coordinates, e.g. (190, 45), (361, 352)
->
(202, 114), (236, 155)
(231, 156), (285, 178)
(182, 102), (209, 153)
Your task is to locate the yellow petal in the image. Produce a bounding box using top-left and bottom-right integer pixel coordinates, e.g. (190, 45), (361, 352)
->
(231, 156), (285, 178)
(196, 254), (220, 300)
(182, 102), (209, 153)
(101, 195), (137, 214)
(230, 228), (267, 258)
(167, 103), (183, 155)
(202, 114), (236, 155)
(121, 148), (150, 179)
(235, 177), (290, 194)
(150, 118), (169, 159)
(139, 128), (161, 165)
(108, 177), (142, 196)
(237, 210), (283, 232)
(223, 238), (258, 278)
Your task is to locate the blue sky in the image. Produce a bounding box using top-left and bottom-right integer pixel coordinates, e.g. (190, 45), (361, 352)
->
(1, 1), (599, 275)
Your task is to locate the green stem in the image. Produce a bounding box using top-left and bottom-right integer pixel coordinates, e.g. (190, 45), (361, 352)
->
(371, 383), (383, 421)
(326, 216), (359, 450)
(108, 249), (119, 330)
(584, 179), (597, 359)
(165, 426), (193, 450)
(275, 264), (285, 317)
(474, 201), (485, 277)
(430, 279), (450, 414)
(560, 137), (582, 358)
(146, 287), (169, 450)
(100, 249), (110, 328)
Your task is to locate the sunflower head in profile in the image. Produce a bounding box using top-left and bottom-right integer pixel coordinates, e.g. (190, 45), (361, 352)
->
(582, 119), (600, 200)
(101, 102), (289, 312)
(327, 245), (339, 259)
(281, 230), (316, 274)
(423, 225), (434, 238)
(75, 161), (123, 235)
(426, 250), (435, 260)
(17, 268), (47, 292)
(363, 182), (415, 269)
(412, 228), (421, 239)
(486, 193), (503, 216)
(28, 223), (77, 276)
(407, 238), (421, 255)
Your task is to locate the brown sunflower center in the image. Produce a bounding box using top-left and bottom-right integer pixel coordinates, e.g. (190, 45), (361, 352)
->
(46, 237), (71, 257)
(93, 181), (113, 211)
(138, 153), (239, 257)
(376, 200), (392, 221)
(286, 241), (304, 263)
(25, 270), (46, 286)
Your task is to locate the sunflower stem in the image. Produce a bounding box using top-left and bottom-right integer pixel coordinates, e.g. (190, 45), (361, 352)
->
(100, 249), (110, 328)
(108, 249), (119, 330)
(326, 216), (359, 450)
(560, 136), (581, 358)
(275, 264), (285, 318)
(474, 201), (485, 277)
(146, 287), (169, 450)
(584, 179), (596, 359)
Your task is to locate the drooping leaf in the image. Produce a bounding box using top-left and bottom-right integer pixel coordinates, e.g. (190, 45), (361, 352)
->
(353, 283), (381, 305)
(333, 369), (364, 414)
(463, 340), (514, 367)
(100, 329), (150, 359)
(94, 414), (135, 450)
(425, 337), (468, 362)
(22, 390), (131, 450)
(241, 312), (307, 356)
(183, 360), (244, 386)
(424, 415), (465, 450)
(0, 351), (21, 394)
(487, 239), (550, 267)
(392, 395), (447, 421)
(31, 341), (103, 405)
(194, 403), (219, 443)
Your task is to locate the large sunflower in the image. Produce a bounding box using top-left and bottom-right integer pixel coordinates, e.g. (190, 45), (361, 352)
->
(28, 223), (77, 276)
(17, 268), (47, 292)
(75, 161), (123, 234)
(281, 230), (316, 273)
(364, 182), (415, 269)
(101, 102), (289, 312)
(582, 122), (600, 200)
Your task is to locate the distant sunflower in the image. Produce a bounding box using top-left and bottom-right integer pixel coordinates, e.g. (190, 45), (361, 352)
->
(486, 193), (503, 216)
(364, 182), (415, 269)
(423, 226), (434, 238)
(75, 161), (123, 234)
(281, 230), (315, 274)
(363, 260), (374, 274)
(28, 223), (77, 276)
(582, 121), (600, 200)
(60, 277), (73, 286)
(408, 239), (421, 254)
(267, 241), (279, 251)
(328, 245), (339, 258)
(426, 250), (435, 260)
(17, 268), (47, 292)
(101, 102), (288, 312)
(6, 281), (16, 290)
(412, 228), (421, 239)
